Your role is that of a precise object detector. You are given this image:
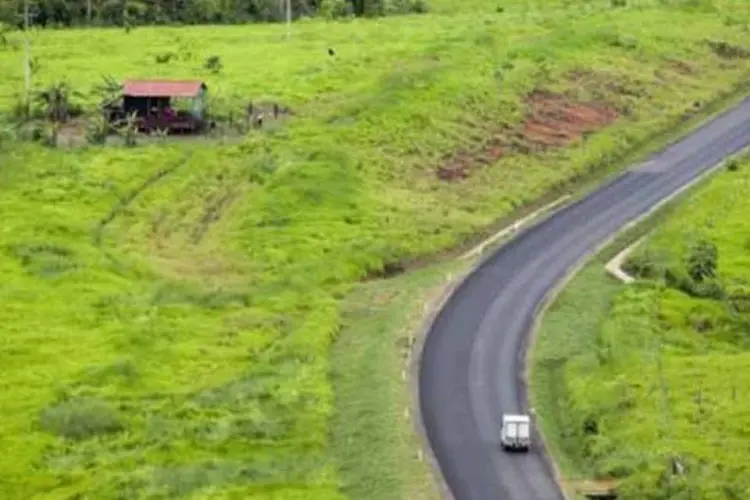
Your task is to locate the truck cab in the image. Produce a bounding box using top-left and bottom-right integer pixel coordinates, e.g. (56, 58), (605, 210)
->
(500, 413), (531, 452)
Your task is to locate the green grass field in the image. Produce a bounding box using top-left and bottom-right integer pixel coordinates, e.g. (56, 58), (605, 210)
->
(532, 156), (750, 499)
(2, 0), (750, 497)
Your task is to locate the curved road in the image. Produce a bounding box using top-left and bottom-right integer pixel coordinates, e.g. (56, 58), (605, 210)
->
(419, 97), (750, 500)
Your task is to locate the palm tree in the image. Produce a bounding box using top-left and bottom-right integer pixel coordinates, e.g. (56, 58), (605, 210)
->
(92, 75), (123, 105)
(35, 81), (81, 123)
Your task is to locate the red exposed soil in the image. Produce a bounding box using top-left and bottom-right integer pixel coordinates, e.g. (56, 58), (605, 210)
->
(437, 136), (505, 181)
(521, 90), (619, 149)
(437, 88), (619, 182)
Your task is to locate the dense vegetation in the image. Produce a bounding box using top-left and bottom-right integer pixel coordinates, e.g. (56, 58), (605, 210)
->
(0, 0), (424, 28)
(2, 0), (750, 498)
(532, 157), (750, 499)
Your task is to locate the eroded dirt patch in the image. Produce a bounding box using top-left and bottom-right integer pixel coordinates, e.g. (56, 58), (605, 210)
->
(437, 86), (619, 181)
(437, 135), (504, 181)
(520, 90), (618, 150)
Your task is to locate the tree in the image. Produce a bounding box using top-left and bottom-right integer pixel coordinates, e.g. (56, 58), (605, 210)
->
(0, 0), (425, 26)
(35, 81), (81, 123)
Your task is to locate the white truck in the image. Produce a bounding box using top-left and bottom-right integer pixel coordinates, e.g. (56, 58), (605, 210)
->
(500, 413), (531, 452)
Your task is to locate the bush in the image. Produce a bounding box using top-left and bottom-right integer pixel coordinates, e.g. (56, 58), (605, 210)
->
(688, 278), (725, 300)
(363, 0), (429, 16)
(155, 51), (176, 64)
(85, 115), (111, 145)
(38, 398), (125, 441)
(204, 55), (223, 74)
(114, 111), (139, 147)
(0, 22), (11, 47)
(686, 239), (718, 282)
(622, 248), (667, 279)
(35, 81), (82, 123)
(318, 0), (354, 19)
(15, 121), (46, 143)
(10, 94), (31, 122)
(409, 0), (429, 13)
(726, 287), (750, 314)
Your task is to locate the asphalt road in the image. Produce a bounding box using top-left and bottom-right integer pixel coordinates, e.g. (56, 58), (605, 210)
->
(418, 97), (750, 500)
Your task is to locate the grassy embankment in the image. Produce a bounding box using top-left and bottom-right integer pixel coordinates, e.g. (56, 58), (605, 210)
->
(532, 154), (750, 499)
(2, 0), (750, 497)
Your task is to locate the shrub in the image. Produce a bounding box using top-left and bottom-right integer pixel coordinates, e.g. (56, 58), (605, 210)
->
(39, 398), (125, 441)
(85, 114), (111, 145)
(318, 0), (354, 19)
(409, 0), (429, 13)
(726, 287), (750, 314)
(376, 0), (429, 15)
(688, 278), (725, 300)
(686, 239), (718, 282)
(155, 51), (176, 64)
(622, 247), (667, 279)
(35, 81), (83, 123)
(16, 121), (46, 143)
(0, 22), (13, 47)
(707, 39), (750, 59)
(10, 93), (31, 122)
(113, 111), (139, 147)
(204, 55), (223, 74)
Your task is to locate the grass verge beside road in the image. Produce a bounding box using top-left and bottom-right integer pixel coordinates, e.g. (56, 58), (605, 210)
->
(531, 156), (750, 499)
(332, 261), (464, 500)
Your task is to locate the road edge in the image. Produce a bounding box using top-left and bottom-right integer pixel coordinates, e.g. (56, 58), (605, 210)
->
(522, 146), (750, 499)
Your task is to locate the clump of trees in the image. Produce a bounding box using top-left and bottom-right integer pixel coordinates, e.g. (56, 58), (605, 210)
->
(624, 237), (723, 300)
(5, 71), (143, 148)
(8, 79), (83, 146)
(0, 0), (427, 28)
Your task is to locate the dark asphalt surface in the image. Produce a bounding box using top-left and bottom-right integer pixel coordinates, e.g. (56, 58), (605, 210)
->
(418, 97), (750, 500)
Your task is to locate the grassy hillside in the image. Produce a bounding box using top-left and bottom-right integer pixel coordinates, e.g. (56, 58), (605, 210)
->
(2, 0), (750, 497)
(532, 157), (750, 499)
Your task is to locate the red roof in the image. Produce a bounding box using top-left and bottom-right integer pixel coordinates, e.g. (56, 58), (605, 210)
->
(123, 80), (206, 98)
